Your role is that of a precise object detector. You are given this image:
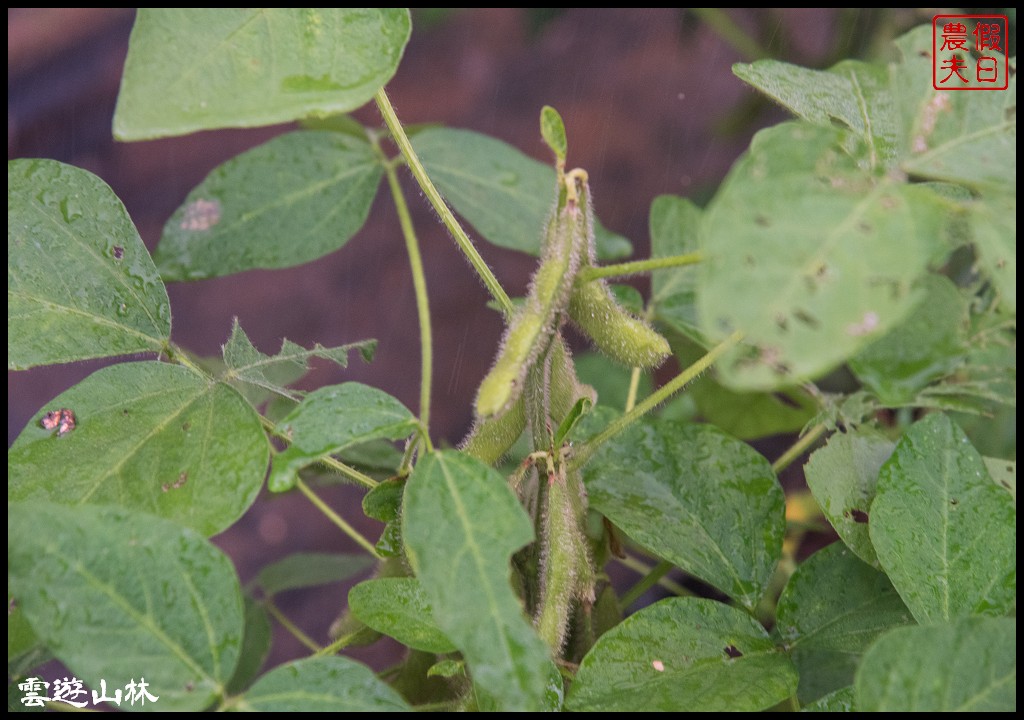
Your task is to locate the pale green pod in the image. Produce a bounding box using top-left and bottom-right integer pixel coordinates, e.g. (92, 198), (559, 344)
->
(535, 468), (594, 652)
(459, 394), (526, 465)
(549, 335), (596, 424)
(568, 277), (671, 369)
(474, 174), (588, 418)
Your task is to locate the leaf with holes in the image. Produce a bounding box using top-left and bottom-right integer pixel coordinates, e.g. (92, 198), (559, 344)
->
(568, 598), (798, 711)
(8, 362), (268, 536)
(8, 159), (170, 370)
(114, 9), (411, 140)
(8, 502), (244, 711)
(698, 121), (947, 390)
(805, 428), (896, 568)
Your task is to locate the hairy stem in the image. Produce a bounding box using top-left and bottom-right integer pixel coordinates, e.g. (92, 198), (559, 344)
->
(374, 88), (514, 316)
(569, 331), (744, 470)
(772, 423), (827, 474)
(575, 251), (702, 283)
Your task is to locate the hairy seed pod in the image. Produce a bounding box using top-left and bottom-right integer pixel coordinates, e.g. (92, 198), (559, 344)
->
(568, 277), (670, 369)
(474, 172), (589, 418)
(459, 394), (526, 465)
(549, 335), (596, 423)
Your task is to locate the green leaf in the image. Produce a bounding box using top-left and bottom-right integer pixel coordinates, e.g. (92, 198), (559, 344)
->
(801, 686), (854, 712)
(734, 59), (898, 166)
(8, 596), (51, 680)
(855, 617), (1016, 711)
(235, 656), (410, 712)
(155, 131), (383, 280)
(348, 578), (457, 654)
(985, 457), (1016, 504)
(584, 420), (785, 610)
(222, 318), (376, 401)
(849, 275), (969, 405)
(892, 26), (1016, 189)
(8, 159), (170, 369)
(870, 413), (1016, 622)
(226, 596), (272, 695)
(114, 9), (411, 140)
(776, 543), (914, 704)
(402, 451), (552, 711)
(256, 553), (374, 596)
(268, 382), (418, 492)
(539, 105), (567, 163)
(971, 191), (1016, 312)
(411, 127), (631, 260)
(649, 194), (707, 345)
(8, 362), (268, 536)
(804, 429), (896, 567)
(567, 598), (798, 711)
(8, 502), (244, 711)
(699, 122), (947, 390)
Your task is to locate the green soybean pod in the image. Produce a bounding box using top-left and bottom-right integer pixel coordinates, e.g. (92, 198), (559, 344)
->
(474, 172), (588, 418)
(459, 394), (526, 465)
(568, 277), (670, 369)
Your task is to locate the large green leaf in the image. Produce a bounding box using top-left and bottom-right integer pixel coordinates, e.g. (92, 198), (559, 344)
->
(970, 191), (1016, 312)
(114, 9), (411, 140)
(584, 420), (785, 610)
(870, 413), (1016, 622)
(698, 121), (945, 390)
(348, 578), (457, 654)
(849, 275), (968, 406)
(402, 451), (552, 711)
(411, 127), (631, 260)
(567, 598), (798, 711)
(892, 26), (1016, 190)
(804, 429), (896, 568)
(855, 617), (1016, 711)
(733, 59), (898, 166)
(776, 543), (913, 704)
(8, 362), (268, 536)
(234, 657), (410, 712)
(8, 502), (244, 711)
(649, 194), (706, 344)
(268, 382), (418, 492)
(155, 131), (383, 280)
(8, 159), (170, 369)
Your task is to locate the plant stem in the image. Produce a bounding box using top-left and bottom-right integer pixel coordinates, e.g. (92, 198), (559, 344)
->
(618, 559), (674, 611)
(295, 478), (382, 559)
(691, 8), (769, 61)
(570, 331), (743, 470)
(575, 252), (702, 283)
(615, 554), (693, 598)
(380, 148), (434, 441)
(264, 599), (322, 652)
(771, 422), (827, 474)
(374, 88), (514, 317)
